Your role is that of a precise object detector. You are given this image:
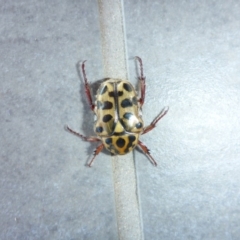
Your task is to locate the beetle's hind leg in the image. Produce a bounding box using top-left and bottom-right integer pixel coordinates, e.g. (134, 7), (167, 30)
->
(142, 106), (169, 135)
(88, 143), (104, 167)
(135, 56), (146, 107)
(80, 61), (95, 111)
(137, 140), (157, 166)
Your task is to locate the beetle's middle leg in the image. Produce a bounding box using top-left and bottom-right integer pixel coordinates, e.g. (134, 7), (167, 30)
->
(65, 125), (100, 142)
(135, 56), (146, 107)
(142, 106), (169, 135)
(80, 61), (95, 111)
(65, 125), (103, 167)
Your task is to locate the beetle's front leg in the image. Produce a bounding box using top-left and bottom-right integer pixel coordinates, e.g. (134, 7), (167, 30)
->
(80, 61), (95, 111)
(135, 56), (146, 107)
(142, 106), (169, 135)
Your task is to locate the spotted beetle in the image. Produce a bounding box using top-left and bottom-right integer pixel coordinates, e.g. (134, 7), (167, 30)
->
(66, 57), (169, 167)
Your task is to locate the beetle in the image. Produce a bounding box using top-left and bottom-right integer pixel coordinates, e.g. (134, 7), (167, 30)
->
(66, 57), (168, 167)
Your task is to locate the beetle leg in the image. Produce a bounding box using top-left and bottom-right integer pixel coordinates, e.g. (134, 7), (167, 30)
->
(137, 140), (157, 166)
(142, 106), (169, 135)
(88, 143), (104, 167)
(65, 125), (100, 142)
(80, 61), (95, 111)
(135, 56), (146, 106)
(66, 125), (103, 167)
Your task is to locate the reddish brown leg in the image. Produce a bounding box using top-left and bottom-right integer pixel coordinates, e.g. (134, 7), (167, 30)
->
(135, 56), (146, 106)
(65, 125), (104, 166)
(142, 106), (169, 135)
(138, 140), (157, 166)
(65, 125), (100, 142)
(80, 61), (95, 111)
(88, 143), (104, 167)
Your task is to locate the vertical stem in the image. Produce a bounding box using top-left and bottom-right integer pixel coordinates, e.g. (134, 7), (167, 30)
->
(98, 0), (143, 239)
(98, 0), (127, 79)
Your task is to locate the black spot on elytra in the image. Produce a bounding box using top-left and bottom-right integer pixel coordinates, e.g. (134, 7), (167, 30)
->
(123, 112), (133, 120)
(108, 91), (114, 97)
(123, 83), (132, 92)
(116, 138), (125, 148)
(108, 91), (123, 97)
(135, 122), (143, 129)
(103, 101), (113, 109)
(102, 114), (113, 122)
(129, 135), (136, 142)
(100, 85), (108, 95)
(95, 126), (103, 133)
(99, 101), (113, 110)
(121, 99), (132, 108)
(132, 97), (138, 105)
(118, 91), (123, 96)
(105, 138), (112, 144)
(124, 135), (136, 153)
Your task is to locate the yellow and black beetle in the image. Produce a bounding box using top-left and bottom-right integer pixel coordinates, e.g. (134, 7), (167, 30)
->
(66, 57), (168, 167)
